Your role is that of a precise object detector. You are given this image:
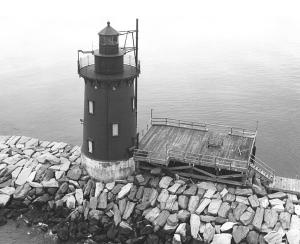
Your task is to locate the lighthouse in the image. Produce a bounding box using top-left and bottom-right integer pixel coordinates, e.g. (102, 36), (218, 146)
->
(77, 20), (140, 182)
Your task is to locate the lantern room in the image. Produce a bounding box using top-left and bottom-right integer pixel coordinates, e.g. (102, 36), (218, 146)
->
(98, 21), (119, 55)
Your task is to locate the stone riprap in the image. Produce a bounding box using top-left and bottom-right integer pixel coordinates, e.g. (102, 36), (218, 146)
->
(0, 135), (299, 243)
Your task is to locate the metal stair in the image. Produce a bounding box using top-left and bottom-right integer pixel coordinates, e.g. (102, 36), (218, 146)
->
(249, 156), (275, 182)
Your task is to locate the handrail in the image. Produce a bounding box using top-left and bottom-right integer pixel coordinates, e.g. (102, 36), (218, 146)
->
(250, 155), (276, 179)
(151, 117), (256, 137)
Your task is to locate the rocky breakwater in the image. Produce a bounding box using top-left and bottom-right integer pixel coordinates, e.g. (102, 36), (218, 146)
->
(0, 135), (300, 243)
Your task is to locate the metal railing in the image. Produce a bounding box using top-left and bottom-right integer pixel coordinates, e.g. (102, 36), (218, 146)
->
(151, 117), (257, 138)
(249, 155), (276, 181)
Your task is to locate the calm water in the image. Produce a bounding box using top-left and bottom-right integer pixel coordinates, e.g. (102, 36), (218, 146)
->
(1, 1), (300, 242)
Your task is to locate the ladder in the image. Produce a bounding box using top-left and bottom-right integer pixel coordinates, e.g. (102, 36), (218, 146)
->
(249, 156), (275, 182)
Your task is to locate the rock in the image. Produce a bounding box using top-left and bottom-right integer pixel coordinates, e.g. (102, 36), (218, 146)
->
(153, 210), (170, 228)
(272, 204), (284, 212)
(57, 222), (69, 241)
(175, 223), (186, 239)
(27, 171), (36, 182)
(247, 231), (259, 244)
(33, 193), (50, 204)
(173, 233), (181, 244)
(113, 204), (121, 226)
(123, 201), (135, 220)
(248, 195), (260, 209)
(187, 195), (200, 214)
(66, 195), (76, 209)
(240, 210), (255, 225)
(236, 195), (249, 205)
(75, 189), (83, 205)
(0, 186), (15, 196)
(235, 188), (253, 196)
(145, 207), (161, 222)
(198, 181), (217, 191)
(88, 209), (101, 221)
(208, 199), (222, 215)
(218, 202), (230, 218)
(13, 183), (31, 199)
(279, 211), (291, 229)
(220, 222), (236, 232)
(286, 199), (294, 214)
(264, 231), (282, 244)
(167, 213), (178, 226)
(211, 233), (232, 244)
(203, 189), (216, 199)
(149, 189), (158, 206)
(98, 191), (107, 209)
(295, 205), (300, 215)
(84, 179), (94, 197)
(15, 167), (33, 185)
(150, 167), (162, 175)
(190, 214), (200, 239)
(67, 165), (82, 180)
(165, 194), (177, 210)
(105, 181), (115, 191)
(252, 207), (264, 230)
(36, 153), (59, 164)
(11, 167), (22, 179)
(183, 184), (197, 196)
(232, 225), (250, 243)
(223, 193), (235, 202)
(203, 223), (215, 243)
(168, 182), (182, 194)
(233, 202), (247, 220)
(117, 183), (132, 199)
(259, 196), (269, 208)
(111, 183), (124, 195)
(157, 189), (169, 205)
(175, 209), (189, 222)
(178, 195), (189, 210)
(268, 192), (287, 199)
(0, 194), (10, 206)
(127, 185), (137, 200)
(159, 176), (173, 189)
(118, 198), (127, 215)
(94, 182), (104, 198)
(286, 229), (300, 244)
(264, 209), (278, 228)
(41, 178), (59, 188)
(25, 138), (39, 148)
(290, 214), (300, 230)
(269, 198), (284, 206)
(50, 157), (70, 171)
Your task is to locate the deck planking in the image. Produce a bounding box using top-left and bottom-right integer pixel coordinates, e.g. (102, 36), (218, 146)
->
(139, 125), (254, 169)
(269, 176), (300, 195)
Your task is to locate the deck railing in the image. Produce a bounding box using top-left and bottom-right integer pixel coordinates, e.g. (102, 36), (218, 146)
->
(133, 148), (249, 172)
(249, 155), (276, 181)
(151, 117), (257, 138)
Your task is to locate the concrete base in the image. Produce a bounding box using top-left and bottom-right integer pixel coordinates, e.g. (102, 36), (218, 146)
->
(81, 153), (135, 182)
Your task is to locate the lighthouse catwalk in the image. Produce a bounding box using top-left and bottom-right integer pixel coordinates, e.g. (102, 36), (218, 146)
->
(77, 20), (140, 182)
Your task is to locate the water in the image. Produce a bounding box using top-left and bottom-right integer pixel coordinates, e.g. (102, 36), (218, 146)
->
(0, 0), (300, 242)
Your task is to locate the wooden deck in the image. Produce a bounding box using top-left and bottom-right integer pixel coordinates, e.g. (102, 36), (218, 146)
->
(135, 118), (257, 176)
(268, 176), (300, 195)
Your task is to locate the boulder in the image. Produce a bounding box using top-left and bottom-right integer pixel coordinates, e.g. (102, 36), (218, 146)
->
(223, 193), (235, 202)
(285, 199), (294, 214)
(233, 202), (247, 220)
(279, 211), (291, 229)
(248, 195), (260, 209)
(183, 184), (197, 196)
(149, 189), (158, 206)
(117, 183), (132, 199)
(188, 196), (200, 213)
(15, 167), (33, 185)
(264, 231), (282, 244)
(145, 207), (161, 222)
(88, 209), (101, 221)
(218, 202), (230, 218)
(211, 233), (232, 244)
(235, 188), (253, 196)
(240, 210), (255, 225)
(208, 199), (222, 215)
(203, 223), (215, 243)
(286, 229), (300, 244)
(13, 183), (31, 199)
(268, 192), (287, 199)
(175, 223), (186, 238)
(167, 213), (178, 226)
(203, 189), (216, 199)
(113, 204), (121, 226)
(168, 182), (182, 194)
(0, 194), (10, 206)
(269, 198), (284, 206)
(173, 233), (181, 244)
(232, 225), (250, 243)
(123, 201), (135, 220)
(66, 195), (76, 209)
(247, 230), (259, 244)
(295, 205), (300, 215)
(67, 165), (82, 181)
(190, 214), (200, 239)
(153, 210), (170, 228)
(94, 182), (104, 198)
(165, 194), (177, 211)
(98, 191), (107, 209)
(198, 181), (217, 191)
(0, 186), (15, 196)
(41, 178), (59, 188)
(159, 176), (173, 189)
(178, 209), (190, 222)
(236, 195), (249, 205)
(252, 207), (264, 230)
(259, 196), (269, 208)
(220, 222), (236, 232)
(264, 209), (278, 228)
(75, 189), (84, 205)
(290, 214), (300, 230)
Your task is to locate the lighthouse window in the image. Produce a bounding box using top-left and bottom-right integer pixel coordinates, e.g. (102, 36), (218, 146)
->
(88, 100), (94, 114)
(112, 123), (119, 137)
(88, 140), (94, 153)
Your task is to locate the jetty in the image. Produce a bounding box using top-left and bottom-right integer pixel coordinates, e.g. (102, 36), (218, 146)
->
(134, 116), (300, 194)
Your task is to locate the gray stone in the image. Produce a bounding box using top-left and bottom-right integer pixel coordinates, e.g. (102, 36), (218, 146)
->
(117, 183), (132, 199)
(41, 178), (59, 188)
(252, 207), (264, 230)
(203, 223), (215, 243)
(198, 181), (217, 191)
(264, 209), (278, 228)
(177, 209), (190, 222)
(286, 229), (300, 244)
(145, 207), (161, 222)
(268, 192), (287, 200)
(113, 204), (121, 226)
(236, 195), (249, 205)
(190, 214), (200, 239)
(154, 210), (170, 227)
(264, 231), (282, 244)
(234, 202), (248, 220)
(88, 209), (101, 221)
(0, 194), (10, 206)
(235, 188), (253, 196)
(13, 183), (31, 199)
(212, 233), (232, 244)
(149, 189), (158, 206)
(218, 202), (230, 218)
(165, 194), (177, 211)
(66, 195), (76, 209)
(183, 184), (197, 196)
(67, 165), (82, 180)
(223, 193), (235, 202)
(259, 196), (269, 208)
(159, 176), (173, 189)
(279, 211), (291, 229)
(203, 188), (216, 199)
(240, 210), (255, 225)
(142, 187), (152, 202)
(247, 231), (259, 244)
(123, 201), (135, 220)
(286, 199), (294, 214)
(168, 182), (181, 194)
(75, 189), (84, 205)
(188, 195), (200, 213)
(178, 195), (189, 209)
(167, 213), (178, 226)
(208, 198), (222, 215)
(248, 194), (260, 209)
(232, 225), (250, 243)
(220, 222), (237, 232)
(98, 191), (107, 209)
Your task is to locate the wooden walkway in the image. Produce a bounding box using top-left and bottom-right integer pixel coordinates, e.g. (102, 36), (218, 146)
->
(268, 176), (300, 195)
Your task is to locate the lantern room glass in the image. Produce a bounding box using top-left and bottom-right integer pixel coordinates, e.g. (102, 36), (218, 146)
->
(100, 35), (118, 46)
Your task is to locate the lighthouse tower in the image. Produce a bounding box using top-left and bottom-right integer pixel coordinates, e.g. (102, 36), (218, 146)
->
(77, 20), (140, 182)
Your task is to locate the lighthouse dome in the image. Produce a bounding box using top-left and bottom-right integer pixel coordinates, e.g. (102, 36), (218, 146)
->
(98, 22), (119, 36)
